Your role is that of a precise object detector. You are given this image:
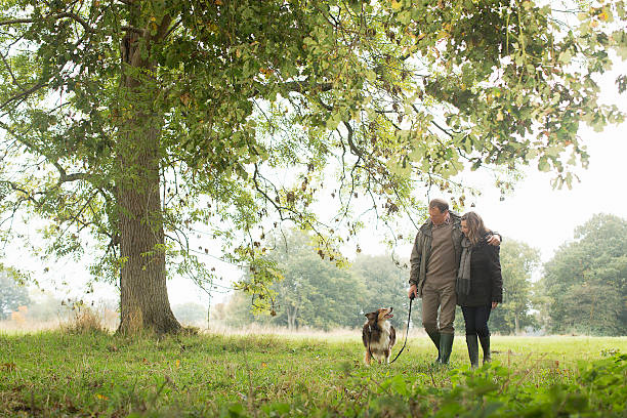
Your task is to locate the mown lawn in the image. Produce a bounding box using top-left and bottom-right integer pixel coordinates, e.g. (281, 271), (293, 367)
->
(1, 331), (626, 417)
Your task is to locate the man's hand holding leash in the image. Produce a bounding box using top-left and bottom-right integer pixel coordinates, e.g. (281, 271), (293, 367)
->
(408, 284), (418, 300)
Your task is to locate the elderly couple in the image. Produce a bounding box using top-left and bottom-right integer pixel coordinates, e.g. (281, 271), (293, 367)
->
(408, 198), (503, 368)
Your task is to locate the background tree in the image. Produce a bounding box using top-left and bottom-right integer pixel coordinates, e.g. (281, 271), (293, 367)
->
(489, 239), (540, 335)
(246, 230), (366, 331)
(542, 214), (627, 336)
(218, 291), (257, 329)
(0, 272), (30, 320)
(223, 231), (411, 331)
(351, 254), (412, 330)
(1, 1), (625, 334)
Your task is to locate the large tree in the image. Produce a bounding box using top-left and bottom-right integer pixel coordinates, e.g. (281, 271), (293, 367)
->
(1, 1), (625, 333)
(542, 214), (627, 335)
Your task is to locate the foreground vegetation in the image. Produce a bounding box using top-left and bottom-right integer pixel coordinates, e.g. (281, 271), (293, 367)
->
(1, 331), (626, 417)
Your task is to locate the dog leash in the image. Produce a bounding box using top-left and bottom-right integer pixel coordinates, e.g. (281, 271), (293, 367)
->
(389, 294), (414, 364)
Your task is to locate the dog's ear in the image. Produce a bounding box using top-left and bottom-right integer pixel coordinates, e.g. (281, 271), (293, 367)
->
(365, 312), (377, 321)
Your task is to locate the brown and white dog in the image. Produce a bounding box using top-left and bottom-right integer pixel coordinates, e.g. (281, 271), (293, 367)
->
(362, 307), (396, 365)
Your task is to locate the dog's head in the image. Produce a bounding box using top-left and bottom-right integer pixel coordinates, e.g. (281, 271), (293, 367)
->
(365, 307), (394, 324)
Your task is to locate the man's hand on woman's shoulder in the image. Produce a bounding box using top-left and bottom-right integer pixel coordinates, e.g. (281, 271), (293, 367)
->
(487, 234), (501, 246)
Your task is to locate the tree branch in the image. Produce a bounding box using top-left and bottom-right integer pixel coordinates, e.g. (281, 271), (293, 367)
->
(0, 52), (20, 88)
(0, 12), (96, 34)
(342, 121), (364, 160)
(0, 82), (47, 111)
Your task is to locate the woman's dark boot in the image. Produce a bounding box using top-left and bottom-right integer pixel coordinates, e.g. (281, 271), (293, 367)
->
(465, 334), (479, 368)
(426, 331), (441, 363)
(438, 333), (454, 365)
(478, 334), (491, 364)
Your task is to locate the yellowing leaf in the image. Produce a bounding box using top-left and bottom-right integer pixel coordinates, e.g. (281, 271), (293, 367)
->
(391, 0), (402, 11)
(176, 359), (181, 368)
(96, 394), (109, 400)
(598, 10), (609, 21)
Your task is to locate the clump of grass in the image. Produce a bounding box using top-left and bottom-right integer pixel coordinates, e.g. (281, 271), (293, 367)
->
(61, 306), (106, 336)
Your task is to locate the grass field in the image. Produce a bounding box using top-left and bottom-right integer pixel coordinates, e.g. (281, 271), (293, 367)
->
(1, 330), (626, 417)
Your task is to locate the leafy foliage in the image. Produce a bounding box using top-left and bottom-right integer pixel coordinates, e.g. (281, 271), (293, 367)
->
(350, 253), (412, 330)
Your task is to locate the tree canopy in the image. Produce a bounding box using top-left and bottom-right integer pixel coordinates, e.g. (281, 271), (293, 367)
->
(1, 0), (626, 333)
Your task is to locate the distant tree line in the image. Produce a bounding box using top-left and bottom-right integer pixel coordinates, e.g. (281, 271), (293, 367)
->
(216, 214), (627, 336)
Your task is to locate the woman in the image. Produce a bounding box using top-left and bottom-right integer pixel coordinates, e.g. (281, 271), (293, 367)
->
(456, 211), (503, 368)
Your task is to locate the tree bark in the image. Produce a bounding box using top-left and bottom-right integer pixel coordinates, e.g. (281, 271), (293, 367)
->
(115, 28), (180, 335)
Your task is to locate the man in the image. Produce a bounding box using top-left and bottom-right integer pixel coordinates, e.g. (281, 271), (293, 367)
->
(408, 199), (500, 365)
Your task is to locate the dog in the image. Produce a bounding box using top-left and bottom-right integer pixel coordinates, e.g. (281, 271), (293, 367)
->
(362, 307), (396, 365)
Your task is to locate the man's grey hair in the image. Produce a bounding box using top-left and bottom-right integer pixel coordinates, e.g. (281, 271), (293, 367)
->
(428, 198), (449, 213)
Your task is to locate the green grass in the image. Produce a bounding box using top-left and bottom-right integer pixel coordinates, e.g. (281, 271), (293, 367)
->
(1, 331), (626, 417)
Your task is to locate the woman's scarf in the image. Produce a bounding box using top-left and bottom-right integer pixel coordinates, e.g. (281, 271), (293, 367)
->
(456, 236), (472, 296)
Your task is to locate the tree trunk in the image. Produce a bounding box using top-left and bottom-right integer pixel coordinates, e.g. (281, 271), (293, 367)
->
(514, 313), (520, 335)
(116, 28), (180, 335)
(116, 150), (180, 334)
(287, 304), (298, 332)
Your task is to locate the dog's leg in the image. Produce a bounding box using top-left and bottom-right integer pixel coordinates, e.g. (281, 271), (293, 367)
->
(385, 349), (390, 364)
(364, 350), (371, 366)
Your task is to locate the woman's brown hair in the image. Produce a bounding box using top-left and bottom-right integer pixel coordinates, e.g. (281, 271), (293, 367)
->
(461, 211), (489, 245)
